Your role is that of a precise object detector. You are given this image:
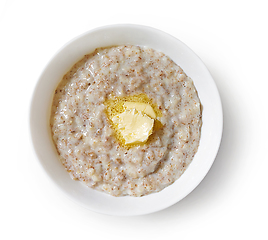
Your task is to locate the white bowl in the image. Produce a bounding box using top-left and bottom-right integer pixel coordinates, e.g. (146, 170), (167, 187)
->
(30, 24), (223, 216)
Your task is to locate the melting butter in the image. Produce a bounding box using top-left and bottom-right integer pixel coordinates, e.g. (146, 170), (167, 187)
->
(124, 102), (156, 119)
(111, 108), (154, 144)
(104, 93), (162, 147)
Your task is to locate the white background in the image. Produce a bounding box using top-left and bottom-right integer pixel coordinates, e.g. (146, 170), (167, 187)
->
(1, 0), (267, 239)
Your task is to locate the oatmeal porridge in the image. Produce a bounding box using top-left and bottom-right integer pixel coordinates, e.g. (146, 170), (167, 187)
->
(50, 45), (202, 197)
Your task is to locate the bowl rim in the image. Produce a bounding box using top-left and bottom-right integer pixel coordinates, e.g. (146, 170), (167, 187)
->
(29, 24), (223, 216)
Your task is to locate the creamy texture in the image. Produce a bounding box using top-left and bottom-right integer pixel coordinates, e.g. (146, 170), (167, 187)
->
(50, 45), (202, 197)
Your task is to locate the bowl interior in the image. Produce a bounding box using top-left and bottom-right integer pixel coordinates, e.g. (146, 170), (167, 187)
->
(30, 24), (222, 216)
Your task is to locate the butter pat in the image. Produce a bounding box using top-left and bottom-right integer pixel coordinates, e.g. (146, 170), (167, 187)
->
(111, 109), (154, 144)
(124, 102), (156, 119)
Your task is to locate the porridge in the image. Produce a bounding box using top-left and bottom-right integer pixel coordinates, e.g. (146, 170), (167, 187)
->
(50, 45), (202, 197)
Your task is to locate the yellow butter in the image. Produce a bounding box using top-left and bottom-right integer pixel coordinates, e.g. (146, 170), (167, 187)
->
(111, 108), (154, 144)
(124, 102), (156, 119)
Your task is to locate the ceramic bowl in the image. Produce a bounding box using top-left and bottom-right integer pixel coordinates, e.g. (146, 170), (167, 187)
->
(30, 24), (223, 216)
